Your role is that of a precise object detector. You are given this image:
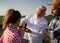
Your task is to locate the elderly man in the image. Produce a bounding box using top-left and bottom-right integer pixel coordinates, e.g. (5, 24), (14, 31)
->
(47, 0), (60, 43)
(22, 5), (48, 43)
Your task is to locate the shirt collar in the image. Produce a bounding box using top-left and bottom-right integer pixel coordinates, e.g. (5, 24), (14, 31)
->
(55, 16), (60, 20)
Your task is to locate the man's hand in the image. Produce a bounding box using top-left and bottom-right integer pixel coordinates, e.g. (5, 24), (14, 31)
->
(25, 29), (31, 33)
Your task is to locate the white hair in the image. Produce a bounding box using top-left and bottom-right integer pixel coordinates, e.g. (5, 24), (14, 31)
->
(38, 5), (47, 11)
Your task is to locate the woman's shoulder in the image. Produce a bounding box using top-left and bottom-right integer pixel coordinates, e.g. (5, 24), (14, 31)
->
(4, 27), (18, 37)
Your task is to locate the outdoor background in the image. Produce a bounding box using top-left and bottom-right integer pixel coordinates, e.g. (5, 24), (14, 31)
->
(0, 0), (53, 43)
(0, 15), (53, 43)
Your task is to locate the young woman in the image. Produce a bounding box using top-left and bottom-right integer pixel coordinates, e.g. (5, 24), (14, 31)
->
(0, 9), (22, 43)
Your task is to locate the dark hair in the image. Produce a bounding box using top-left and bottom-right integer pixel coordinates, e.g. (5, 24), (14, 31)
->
(2, 9), (21, 29)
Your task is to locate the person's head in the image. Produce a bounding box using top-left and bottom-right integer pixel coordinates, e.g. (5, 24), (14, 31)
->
(35, 5), (47, 18)
(48, 0), (60, 17)
(2, 9), (21, 29)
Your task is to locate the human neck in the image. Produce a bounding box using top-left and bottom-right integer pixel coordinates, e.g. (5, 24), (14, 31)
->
(8, 23), (17, 29)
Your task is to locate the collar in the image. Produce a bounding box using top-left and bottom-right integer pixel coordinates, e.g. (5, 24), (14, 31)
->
(55, 16), (60, 20)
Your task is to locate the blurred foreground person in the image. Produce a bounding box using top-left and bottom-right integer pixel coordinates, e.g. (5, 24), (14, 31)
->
(0, 9), (22, 43)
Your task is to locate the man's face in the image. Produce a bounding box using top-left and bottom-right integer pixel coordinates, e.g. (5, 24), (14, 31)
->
(50, 5), (58, 16)
(36, 8), (45, 17)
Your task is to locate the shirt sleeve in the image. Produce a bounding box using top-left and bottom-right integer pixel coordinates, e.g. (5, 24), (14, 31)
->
(31, 22), (48, 38)
(21, 14), (32, 23)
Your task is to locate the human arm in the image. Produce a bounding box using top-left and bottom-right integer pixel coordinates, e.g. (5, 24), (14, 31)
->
(21, 14), (32, 23)
(25, 23), (48, 38)
(31, 23), (48, 37)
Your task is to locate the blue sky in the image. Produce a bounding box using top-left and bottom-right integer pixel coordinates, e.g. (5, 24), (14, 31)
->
(0, 0), (52, 16)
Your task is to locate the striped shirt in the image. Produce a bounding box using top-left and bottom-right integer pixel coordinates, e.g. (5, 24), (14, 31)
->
(0, 27), (21, 43)
(49, 16), (60, 31)
(49, 16), (60, 43)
